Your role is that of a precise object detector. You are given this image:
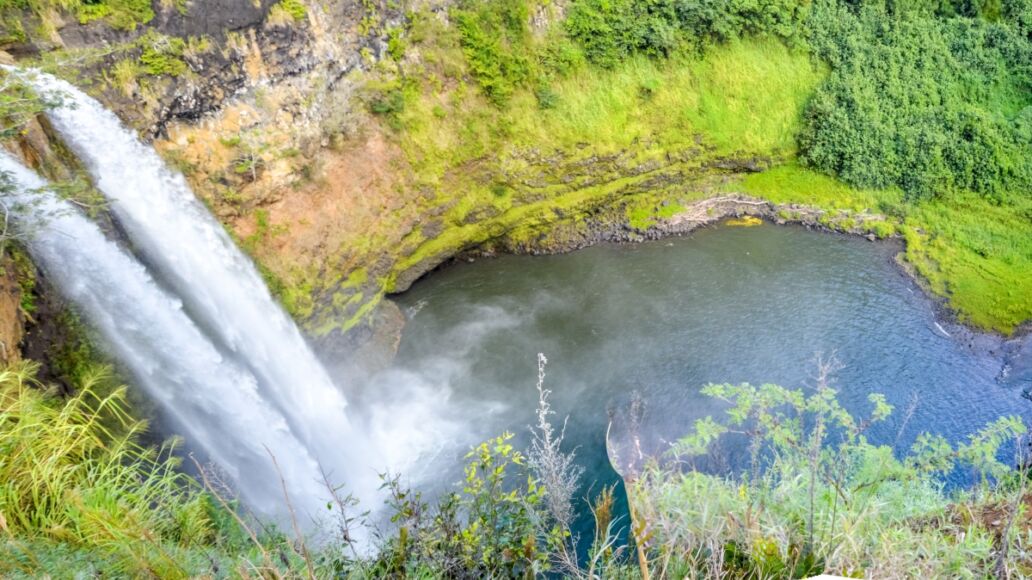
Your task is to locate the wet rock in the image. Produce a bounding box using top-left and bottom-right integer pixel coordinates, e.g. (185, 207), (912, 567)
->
(324, 298), (405, 375)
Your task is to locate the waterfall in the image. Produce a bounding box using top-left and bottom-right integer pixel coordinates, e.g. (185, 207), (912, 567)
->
(23, 71), (378, 490)
(21, 71), (367, 474)
(0, 151), (328, 517)
(7, 68), (381, 518)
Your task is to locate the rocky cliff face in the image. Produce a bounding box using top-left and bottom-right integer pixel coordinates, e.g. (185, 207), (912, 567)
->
(3, 0), (418, 363)
(3, 0), (405, 136)
(0, 255), (25, 366)
(2, 0), (874, 368)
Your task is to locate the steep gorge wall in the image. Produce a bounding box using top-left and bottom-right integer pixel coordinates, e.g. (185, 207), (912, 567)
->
(2, 0), (886, 367)
(2, 0), (420, 363)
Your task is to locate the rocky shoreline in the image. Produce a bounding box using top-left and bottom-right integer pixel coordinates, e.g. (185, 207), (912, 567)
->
(351, 191), (1032, 396)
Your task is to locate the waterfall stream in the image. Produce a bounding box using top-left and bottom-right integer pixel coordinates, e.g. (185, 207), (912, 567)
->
(0, 151), (329, 516)
(4, 69), (378, 521)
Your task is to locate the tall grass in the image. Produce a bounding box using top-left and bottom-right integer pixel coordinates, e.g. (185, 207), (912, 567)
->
(0, 361), (233, 577)
(398, 34), (822, 182)
(511, 39), (822, 155)
(4, 354), (1031, 578)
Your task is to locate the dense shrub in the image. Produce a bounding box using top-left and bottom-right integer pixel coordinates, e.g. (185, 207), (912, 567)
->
(366, 434), (564, 578)
(564, 0), (808, 67)
(799, 1), (1032, 201)
(552, 0), (1032, 202)
(138, 32), (188, 76)
(638, 365), (1032, 578)
(453, 0), (535, 105)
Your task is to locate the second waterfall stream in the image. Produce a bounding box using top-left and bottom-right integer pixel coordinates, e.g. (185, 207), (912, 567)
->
(7, 69), (382, 524)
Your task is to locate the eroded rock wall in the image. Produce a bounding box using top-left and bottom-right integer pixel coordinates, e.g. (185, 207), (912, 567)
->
(2, 0), (884, 368)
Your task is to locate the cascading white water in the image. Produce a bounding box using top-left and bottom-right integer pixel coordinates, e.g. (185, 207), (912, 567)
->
(0, 151), (328, 517)
(20, 70), (377, 502)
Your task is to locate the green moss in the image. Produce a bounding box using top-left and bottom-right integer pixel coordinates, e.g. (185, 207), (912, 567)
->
(341, 268), (368, 289)
(656, 202), (684, 219)
(47, 309), (107, 388)
(280, 286), (313, 319)
(621, 196), (688, 231)
(739, 163), (902, 213)
(77, 0), (154, 30)
(870, 221), (896, 239)
(627, 205), (657, 231)
(10, 247), (37, 318)
(139, 33), (188, 77)
(311, 291), (383, 337)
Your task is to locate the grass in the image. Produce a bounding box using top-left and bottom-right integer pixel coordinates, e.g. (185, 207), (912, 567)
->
(739, 163), (903, 213)
(0, 362), (212, 577)
(0, 361), (326, 578)
(397, 37), (822, 182)
(6, 353), (1031, 578)
(378, 34), (824, 265)
(739, 164), (1032, 333)
(905, 195), (1032, 334)
(503, 39), (821, 154)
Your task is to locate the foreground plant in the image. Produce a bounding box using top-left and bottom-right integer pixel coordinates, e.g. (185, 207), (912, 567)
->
(6, 352), (1032, 579)
(359, 353), (591, 578)
(0, 361), (223, 577)
(637, 359), (1032, 578)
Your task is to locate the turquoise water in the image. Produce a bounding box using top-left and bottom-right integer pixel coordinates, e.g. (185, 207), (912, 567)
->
(376, 223), (1030, 541)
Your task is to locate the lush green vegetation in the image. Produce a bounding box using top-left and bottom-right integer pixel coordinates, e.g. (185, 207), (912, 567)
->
(137, 31), (188, 77)
(392, 36), (820, 178)
(638, 366), (1032, 577)
(556, 0), (1032, 202)
(0, 362), (242, 577)
(564, 0), (807, 67)
(354, 0), (1032, 333)
(6, 356), (1032, 578)
(453, 0), (536, 106)
(4, 0), (1032, 574)
(800, 1), (1032, 202)
(0, 0), (154, 43)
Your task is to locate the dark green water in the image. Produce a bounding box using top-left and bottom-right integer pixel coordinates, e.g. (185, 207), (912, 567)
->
(366, 223), (1030, 538)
